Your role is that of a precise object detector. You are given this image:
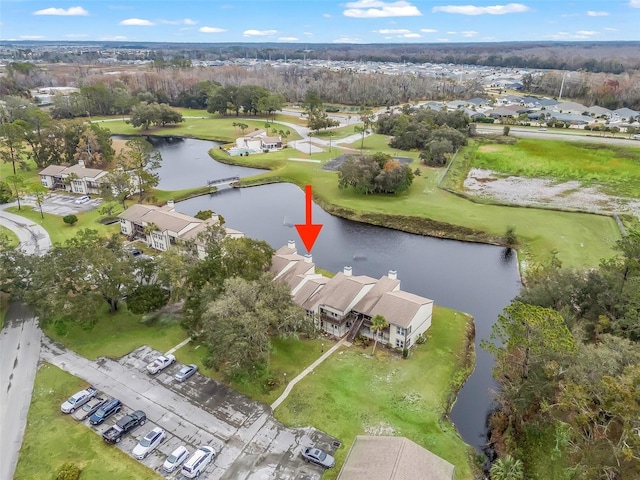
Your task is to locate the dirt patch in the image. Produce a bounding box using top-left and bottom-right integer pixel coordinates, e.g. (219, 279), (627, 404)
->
(111, 138), (127, 155)
(464, 168), (640, 218)
(477, 145), (504, 153)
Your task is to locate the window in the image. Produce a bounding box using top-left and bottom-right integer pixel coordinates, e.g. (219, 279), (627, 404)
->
(395, 339), (404, 348)
(396, 327), (406, 336)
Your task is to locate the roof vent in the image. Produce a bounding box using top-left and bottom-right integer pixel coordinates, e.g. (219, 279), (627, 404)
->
(344, 266), (352, 276)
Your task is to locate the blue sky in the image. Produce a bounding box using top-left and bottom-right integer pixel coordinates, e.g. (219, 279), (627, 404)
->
(1, 1), (639, 43)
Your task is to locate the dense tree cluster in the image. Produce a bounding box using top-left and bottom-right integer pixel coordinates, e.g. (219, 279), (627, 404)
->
(376, 107), (469, 166)
(483, 231), (640, 479)
(338, 153), (414, 194)
(302, 92), (340, 132)
(128, 102), (184, 129)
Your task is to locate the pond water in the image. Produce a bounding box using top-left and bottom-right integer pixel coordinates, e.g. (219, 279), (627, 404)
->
(113, 136), (265, 191)
(151, 137), (522, 451)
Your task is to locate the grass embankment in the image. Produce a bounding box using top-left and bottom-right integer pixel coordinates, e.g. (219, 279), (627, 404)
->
(210, 135), (619, 269)
(98, 115), (302, 143)
(276, 307), (476, 480)
(44, 307), (187, 360)
(0, 225), (19, 247)
(14, 363), (161, 480)
(5, 205), (120, 246)
(471, 139), (640, 197)
(0, 157), (42, 187)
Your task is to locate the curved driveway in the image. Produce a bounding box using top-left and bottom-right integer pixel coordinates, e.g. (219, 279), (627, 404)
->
(0, 204), (52, 256)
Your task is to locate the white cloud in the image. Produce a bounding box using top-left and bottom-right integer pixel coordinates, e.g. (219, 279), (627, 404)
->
(199, 26), (226, 33)
(243, 29), (278, 36)
(159, 18), (197, 25)
(373, 28), (411, 34)
(576, 30), (598, 36)
(549, 30), (599, 40)
(100, 35), (127, 41)
(446, 31), (457, 34)
(20, 35), (45, 39)
(436, 38), (449, 42)
(630, 0), (640, 8)
(65, 33), (88, 38)
(304, 31), (313, 36)
(603, 27), (618, 31)
(278, 36), (299, 41)
(119, 18), (155, 26)
(420, 28), (438, 33)
(462, 30), (478, 37)
(323, 13), (332, 18)
(403, 33), (421, 38)
(343, 0), (422, 18)
(432, 3), (530, 15)
(333, 36), (363, 43)
(33, 6), (88, 16)
(587, 11), (608, 16)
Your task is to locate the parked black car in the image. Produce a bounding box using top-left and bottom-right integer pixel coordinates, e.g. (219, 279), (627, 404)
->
(102, 410), (147, 444)
(89, 398), (122, 425)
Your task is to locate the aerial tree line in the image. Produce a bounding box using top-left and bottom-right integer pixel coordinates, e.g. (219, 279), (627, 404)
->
(0, 223), (313, 381)
(482, 231), (640, 479)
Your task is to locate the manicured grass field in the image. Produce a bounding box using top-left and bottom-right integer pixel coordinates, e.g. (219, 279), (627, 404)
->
(5, 205), (121, 246)
(472, 139), (640, 197)
(97, 115), (302, 143)
(275, 306), (476, 480)
(0, 156), (42, 189)
(211, 135), (619, 269)
(43, 307), (187, 360)
(14, 363), (161, 480)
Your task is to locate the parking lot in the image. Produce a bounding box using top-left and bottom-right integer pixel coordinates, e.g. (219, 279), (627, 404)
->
(42, 339), (338, 479)
(20, 192), (102, 216)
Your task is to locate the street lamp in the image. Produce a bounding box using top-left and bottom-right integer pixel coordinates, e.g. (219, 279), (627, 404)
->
(283, 372), (287, 384)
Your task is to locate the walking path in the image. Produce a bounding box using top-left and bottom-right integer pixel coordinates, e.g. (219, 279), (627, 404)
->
(166, 336), (192, 354)
(270, 337), (347, 410)
(0, 203), (52, 256)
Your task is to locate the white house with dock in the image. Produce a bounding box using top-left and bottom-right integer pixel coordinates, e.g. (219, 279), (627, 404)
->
(271, 241), (434, 349)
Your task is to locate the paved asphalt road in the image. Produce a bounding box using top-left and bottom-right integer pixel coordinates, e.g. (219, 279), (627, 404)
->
(0, 205), (52, 255)
(0, 304), (42, 480)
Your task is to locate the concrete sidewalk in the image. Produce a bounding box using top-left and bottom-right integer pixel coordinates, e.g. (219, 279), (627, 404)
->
(271, 338), (347, 410)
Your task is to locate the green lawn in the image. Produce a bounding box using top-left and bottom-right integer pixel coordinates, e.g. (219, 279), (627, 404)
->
(172, 336), (335, 405)
(211, 137), (618, 269)
(0, 225), (19, 247)
(43, 307), (187, 360)
(5, 205), (121, 246)
(14, 363), (161, 480)
(473, 139), (640, 197)
(276, 307), (477, 480)
(0, 156), (42, 188)
(96, 116), (302, 143)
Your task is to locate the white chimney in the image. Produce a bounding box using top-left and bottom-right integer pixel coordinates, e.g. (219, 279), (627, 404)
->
(287, 240), (296, 250)
(388, 270), (398, 280)
(304, 254), (312, 263)
(344, 266), (352, 276)
(78, 160), (85, 167)
(167, 200), (175, 209)
(211, 211), (219, 223)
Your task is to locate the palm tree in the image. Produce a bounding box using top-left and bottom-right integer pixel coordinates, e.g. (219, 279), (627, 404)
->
(489, 455), (524, 480)
(370, 314), (388, 355)
(143, 222), (160, 244)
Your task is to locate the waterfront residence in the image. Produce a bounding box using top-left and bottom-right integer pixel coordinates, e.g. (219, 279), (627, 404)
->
(271, 241), (434, 349)
(39, 160), (108, 195)
(118, 200), (243, 257)
(233, 129), (282, 155)
(337, 436), (455, 480)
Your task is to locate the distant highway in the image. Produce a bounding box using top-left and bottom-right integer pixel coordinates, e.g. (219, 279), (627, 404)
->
(476, 125), (640, 147)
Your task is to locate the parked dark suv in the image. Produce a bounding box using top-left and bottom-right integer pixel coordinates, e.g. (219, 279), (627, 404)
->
(89, 398), (122, 425)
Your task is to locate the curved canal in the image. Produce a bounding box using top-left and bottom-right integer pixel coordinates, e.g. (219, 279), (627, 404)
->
(149, 137), (522, 451)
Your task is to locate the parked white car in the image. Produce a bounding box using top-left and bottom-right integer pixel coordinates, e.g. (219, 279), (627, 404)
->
(132, 427), (166, 459)
(60, 386), (97, 413)
(146, 354), (176, 374)
(162, 445), (190, 473)
(74, 195), (90, 204)
(182, 446), (216, 478)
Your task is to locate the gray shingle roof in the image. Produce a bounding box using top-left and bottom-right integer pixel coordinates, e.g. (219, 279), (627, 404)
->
(352, 276), (400, 316)
(337, 436), (455, 480)
(369, 290), (433, 328)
